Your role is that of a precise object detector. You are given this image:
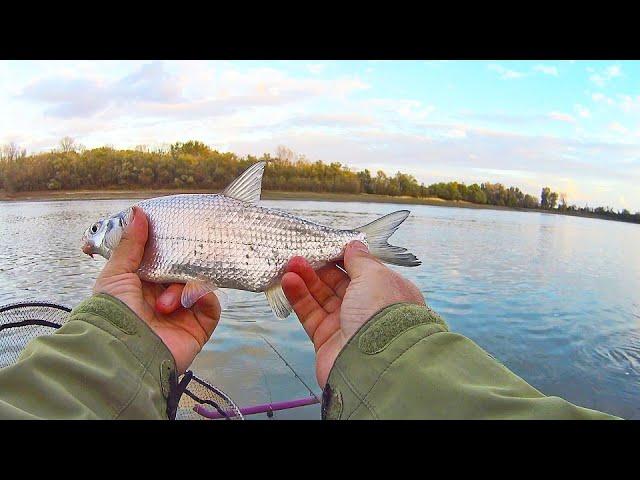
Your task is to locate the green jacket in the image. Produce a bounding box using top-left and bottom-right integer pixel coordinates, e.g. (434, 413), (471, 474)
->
(0, 294), (620, 419)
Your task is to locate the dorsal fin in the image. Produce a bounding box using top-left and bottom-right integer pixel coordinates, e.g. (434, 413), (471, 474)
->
(222, 161), (265, 204)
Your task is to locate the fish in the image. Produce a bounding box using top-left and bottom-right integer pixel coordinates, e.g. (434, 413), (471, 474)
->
(81, 161), (420, 318)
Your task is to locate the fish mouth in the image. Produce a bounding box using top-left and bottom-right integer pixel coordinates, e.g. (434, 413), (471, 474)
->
(81, 243), (95, 258)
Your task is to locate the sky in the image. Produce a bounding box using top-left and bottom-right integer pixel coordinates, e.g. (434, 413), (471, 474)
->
(1, 60), (639, 211)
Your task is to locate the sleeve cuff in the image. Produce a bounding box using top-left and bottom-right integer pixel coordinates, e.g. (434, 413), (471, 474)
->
(68, 293), (178, 418)
(322, 302), (448, 420)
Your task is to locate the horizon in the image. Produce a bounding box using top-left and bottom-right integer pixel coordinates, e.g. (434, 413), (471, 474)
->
(2, 60), (639, 211)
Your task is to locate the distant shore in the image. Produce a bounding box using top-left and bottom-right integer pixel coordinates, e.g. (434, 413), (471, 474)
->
(0, 188), (517, 210)
(0, 188), (637, 224)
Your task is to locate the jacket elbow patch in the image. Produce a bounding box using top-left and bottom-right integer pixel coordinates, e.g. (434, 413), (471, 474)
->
(358, 304), (448, 355)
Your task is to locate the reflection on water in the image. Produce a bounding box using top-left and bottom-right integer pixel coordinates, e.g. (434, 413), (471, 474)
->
(1, 199), (639, 419)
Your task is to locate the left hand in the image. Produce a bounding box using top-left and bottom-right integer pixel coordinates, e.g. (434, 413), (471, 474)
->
(281, 241), (425, 387)
(94, 206), (221, 374)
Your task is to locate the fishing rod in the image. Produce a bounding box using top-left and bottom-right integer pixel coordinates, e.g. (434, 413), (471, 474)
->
(194, 395), (319, 419)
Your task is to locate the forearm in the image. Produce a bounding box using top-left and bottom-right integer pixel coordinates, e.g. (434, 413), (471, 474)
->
(0, 294), (177, 420)
(322, 303), (620, 420)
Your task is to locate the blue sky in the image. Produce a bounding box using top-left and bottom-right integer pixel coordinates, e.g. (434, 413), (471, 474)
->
(1, 60), (639, 210)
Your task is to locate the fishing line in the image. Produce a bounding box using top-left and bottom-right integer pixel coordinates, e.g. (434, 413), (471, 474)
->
(259, 334), (320, 401)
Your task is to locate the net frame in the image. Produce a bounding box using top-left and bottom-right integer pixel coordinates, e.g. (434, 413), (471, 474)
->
(176, 371), (244, 420)
(0, 301), (72, 369)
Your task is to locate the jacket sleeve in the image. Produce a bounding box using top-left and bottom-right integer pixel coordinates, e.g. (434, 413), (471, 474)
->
(0, 294), (177, 420)
(321, 303), (621, 420)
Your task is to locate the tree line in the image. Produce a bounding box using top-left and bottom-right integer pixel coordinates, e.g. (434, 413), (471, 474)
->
(1, 139), (638, 224)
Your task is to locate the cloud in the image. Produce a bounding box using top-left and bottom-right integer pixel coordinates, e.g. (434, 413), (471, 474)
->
(21, 77), (108, 117)
(230, 122), (640, 191)
(20, 61), (184, 118)
(589, 64), (622, 86)
(618, 94), (640, 113)
(306, 64), (326, 74)
(609, 122), (629, 134)
(361, 98), (435, 124)
(18, 62), (370, 121)
(533, 64), (558, 76)
(112, 61), (183, 103)
(591, 92), (615, 105)
(287, 112), (376, 129)
(461, 111), (553, 125)
(574, 104), (591, 118)
(592, 92), (640, 114)
(487, 63), (525, 80)
(548, 111), (575, 123)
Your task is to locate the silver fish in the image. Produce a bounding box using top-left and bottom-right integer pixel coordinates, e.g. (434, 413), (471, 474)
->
(81, 162), (420, 318)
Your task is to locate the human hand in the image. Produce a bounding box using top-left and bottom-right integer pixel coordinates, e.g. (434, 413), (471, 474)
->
(93, 206), (220, 374)
(281, 241), (425, 387)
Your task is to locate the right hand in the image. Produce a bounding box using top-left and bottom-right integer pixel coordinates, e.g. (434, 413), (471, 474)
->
(94, 207), (221, 375)
(282, 241), (425, 388)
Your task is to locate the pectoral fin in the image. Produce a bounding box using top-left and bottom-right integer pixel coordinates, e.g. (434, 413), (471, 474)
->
(181, 280), (219, 309)
(265, 282), (292, 319)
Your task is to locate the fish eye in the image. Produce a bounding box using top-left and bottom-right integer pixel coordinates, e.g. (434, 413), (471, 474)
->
(90, 223), (100, 234)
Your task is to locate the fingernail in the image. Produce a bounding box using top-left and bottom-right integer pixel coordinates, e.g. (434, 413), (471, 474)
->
(124, 207), (136, 232)
(350, 241), (369, 253)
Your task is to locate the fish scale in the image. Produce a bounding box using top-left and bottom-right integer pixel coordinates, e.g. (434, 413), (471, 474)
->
(135, 194), (362, 293)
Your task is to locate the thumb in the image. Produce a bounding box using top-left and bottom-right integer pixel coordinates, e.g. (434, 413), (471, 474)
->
(104, 206), (148, 275)
(343, 240), (382, 280)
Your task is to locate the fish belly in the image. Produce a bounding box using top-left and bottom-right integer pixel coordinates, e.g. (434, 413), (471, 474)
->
(134, 194), (363, 292)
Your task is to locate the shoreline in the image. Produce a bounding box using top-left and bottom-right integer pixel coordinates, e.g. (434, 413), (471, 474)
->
(1, 189), (637, 224)
(0, 188), (507, 208)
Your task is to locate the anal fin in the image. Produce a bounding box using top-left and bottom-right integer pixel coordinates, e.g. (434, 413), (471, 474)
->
(181, 280), (219, 309)
(265, 282), (292, 319)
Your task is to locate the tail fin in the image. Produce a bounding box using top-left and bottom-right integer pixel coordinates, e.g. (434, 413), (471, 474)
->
(355, 210), (421, 267)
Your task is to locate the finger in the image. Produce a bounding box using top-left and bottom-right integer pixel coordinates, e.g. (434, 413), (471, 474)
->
(102, 206), (149, 276)
(193, 292), (221, 339)
(316, 264), (350, 299)
(156, 283), (184, 314)
(281, 272), (328, 341)
(285, 257), (341, 311)
(142, 281), (165, 306)
(342, 240), (383, 280)
(310, 312), (341, 349)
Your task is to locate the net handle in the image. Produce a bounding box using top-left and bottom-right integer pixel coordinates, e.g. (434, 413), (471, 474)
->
(194, 395), (320, 419)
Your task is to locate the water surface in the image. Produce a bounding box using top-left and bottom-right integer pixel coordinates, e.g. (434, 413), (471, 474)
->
(0, 199), (638, 419)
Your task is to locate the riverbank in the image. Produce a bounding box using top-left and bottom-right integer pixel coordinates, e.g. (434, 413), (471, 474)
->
(0, 188), (499, 207)
(1, 188), (638, 224)
(0, 188), (529, 213)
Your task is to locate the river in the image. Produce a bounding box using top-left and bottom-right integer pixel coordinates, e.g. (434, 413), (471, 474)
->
(0, 199), (638, 419)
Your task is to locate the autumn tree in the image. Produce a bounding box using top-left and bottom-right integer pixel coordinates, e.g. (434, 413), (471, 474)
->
(0, 142), (26, 192)
(559, 192), (568, 211)
(1, 139), (637, 224)
(59, 136), (76, 153)
(275, 145), (299, 165)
